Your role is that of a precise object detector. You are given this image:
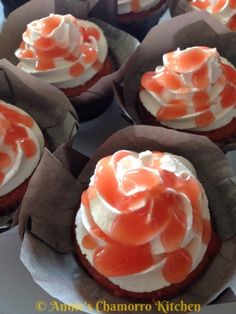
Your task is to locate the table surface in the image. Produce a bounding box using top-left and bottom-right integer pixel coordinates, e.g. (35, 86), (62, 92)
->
(0, 8), (236, 314)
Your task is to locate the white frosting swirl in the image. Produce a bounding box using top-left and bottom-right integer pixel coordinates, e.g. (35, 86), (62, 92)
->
(15, 14), (108, 89)
(118, 0), (162, 14)
(75, 150), (211, 292)
(0, 100), (44, 197)
(140, 47), (236, 131)
(190, 0), (236, 31)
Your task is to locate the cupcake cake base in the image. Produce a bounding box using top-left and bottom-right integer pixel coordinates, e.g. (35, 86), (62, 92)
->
(0, 177), (30, 217)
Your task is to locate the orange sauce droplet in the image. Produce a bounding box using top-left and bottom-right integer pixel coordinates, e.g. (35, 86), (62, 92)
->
(69, 62), (85, 77)
(160, 194), (187, 251)
(162, 248), (192, 283)
(141, 72), (164, 95)
(175, 48), (207, 72)
(36, 58), (55, 71)
(41, 15), (61, 36)
(34, 37), (56, 50)
(94, 243), (153, 277)
(19, 41), (26, 50)
(82, 234), (98, 250)
(192, 63), (209, 89)
(190, 0), (211, 10)
(0, 152), (11, 169)
(211, 0), (227, 13)
(195, 110), (215, 127)
(229, 0), (236, 8)
(221, 62), (236, 85)
(20, 49), (35, 59)
(156, 70), (183, 90)
(157, 99), (188, 121)
(64, 54), (77, 62)
(131, 0), (141, 12)
(80, 44), (98, 64)
(19, 138), (37, 158)
(0, 103), (33, 128)
(227, 14), (236, 31)
(111, 197), (170, 246)
(81, 27), (100, 41)
(221, 84), (236, 108)
(193, 91), (210, 112)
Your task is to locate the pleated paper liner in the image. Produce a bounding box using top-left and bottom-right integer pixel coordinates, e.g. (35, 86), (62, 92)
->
(18, 126), (236, 311)
(0, 59), (79, 232)
(168, 0), (194, 16)
(112, 11), (236, 153)
(0, 0), (140, 121)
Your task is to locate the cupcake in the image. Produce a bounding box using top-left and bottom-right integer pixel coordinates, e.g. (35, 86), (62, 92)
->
(74, 149), (219, 300)
(116, 0), (169, 40)
(189, 0), (236, 31)
(15, 14), (113, 100)
(114, 11), (236, 151)
(0, 0), (139, 121)
(0, 100), (44, 216)
(18, 126), (235, 307)
(0, 58), (78, 230)
(138, 46), (236, 143)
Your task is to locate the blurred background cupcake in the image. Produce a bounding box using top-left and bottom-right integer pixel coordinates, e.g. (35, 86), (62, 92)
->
(0, 100), (44, 217)
(0, 58), (78, 231)
(116, 0), (169, 40)
(169, 0), (236, 31)
(0, 0), (139, 121)
(1, 0), (169, 41)
(114, 11), (236, 152)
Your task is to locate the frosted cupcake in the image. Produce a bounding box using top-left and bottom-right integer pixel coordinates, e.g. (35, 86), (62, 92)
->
(0, 0), (139, 122)
(189, 0), (236, 31)
(117, 0), (168, 40)
(170, 0), (236, 31)
(75, 149), (219, 299)
(0, 100), (44, 216)
(138, 46), (236, 143)
(15, 14), (113, 120)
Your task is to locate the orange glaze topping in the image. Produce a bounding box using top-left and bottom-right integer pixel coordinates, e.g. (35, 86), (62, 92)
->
(80, 151), (211, 284)
(190, 0), (211, 10)
(0, 102), (37, 184)
(190, 0), (236, 31)
(140, 47), (236, 128)
(131, 0), (141, 12)
(18, 15), (100, 74)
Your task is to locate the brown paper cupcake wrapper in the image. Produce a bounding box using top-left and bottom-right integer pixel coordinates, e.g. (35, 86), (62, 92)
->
(168, 0), (194, 16)
(0, 0), (139, 121)
(0, 58), (79, 230)
(113, 11), (236, 152)
(0, 213), (15, 233)
(19, 126), (236, 309)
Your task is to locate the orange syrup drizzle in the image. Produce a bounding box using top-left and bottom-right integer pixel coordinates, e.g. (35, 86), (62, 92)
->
(0, 103), (37, 184)
(81, 152), (210, 284)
